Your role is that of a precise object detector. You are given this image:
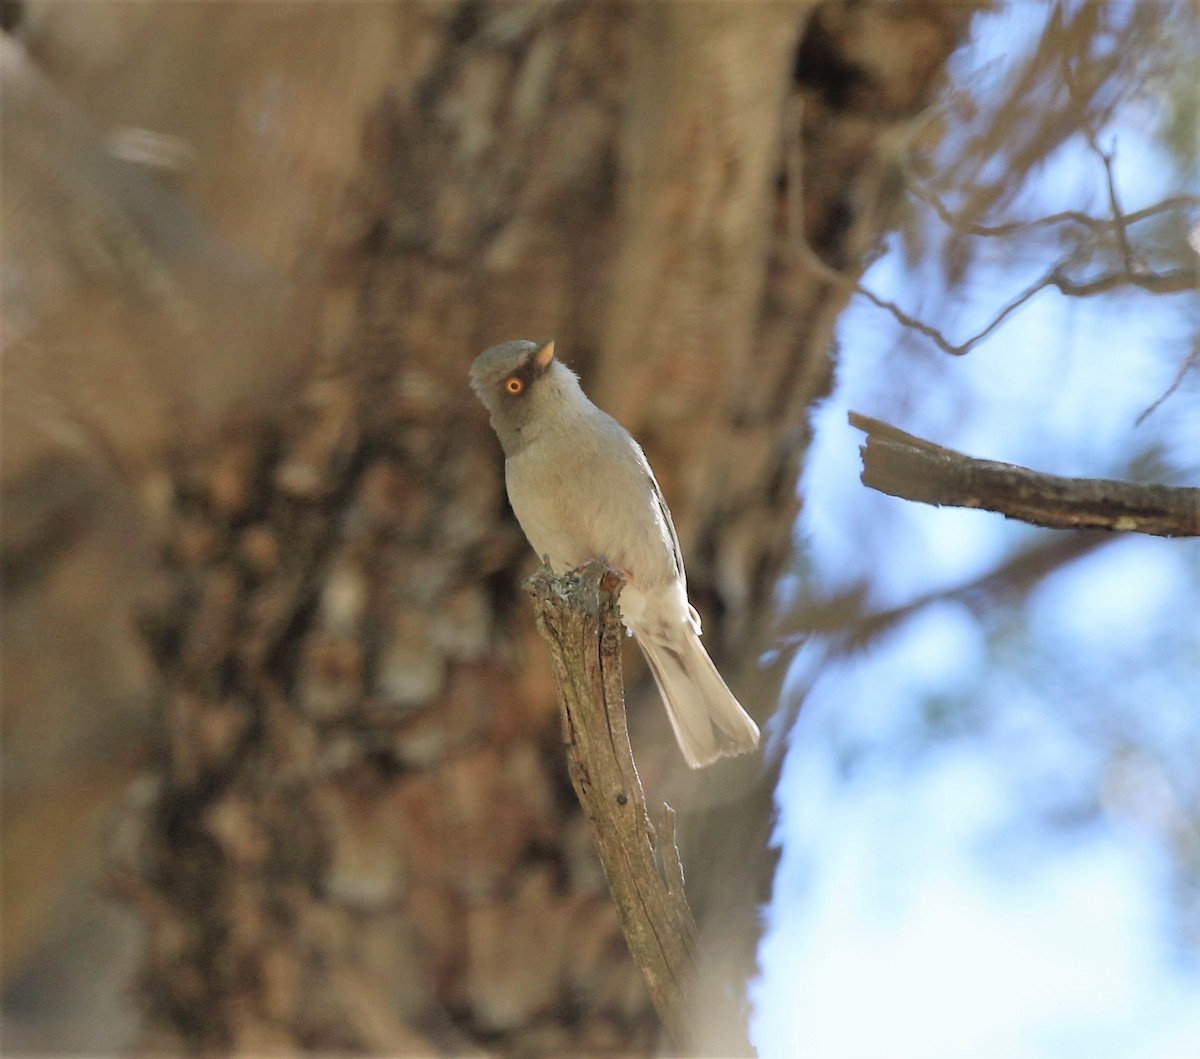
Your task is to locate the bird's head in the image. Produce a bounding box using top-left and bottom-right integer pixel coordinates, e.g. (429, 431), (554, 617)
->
(470, 338), (565, 454)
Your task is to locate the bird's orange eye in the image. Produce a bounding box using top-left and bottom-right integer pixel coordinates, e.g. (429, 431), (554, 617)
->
(505, 377), (524, 394)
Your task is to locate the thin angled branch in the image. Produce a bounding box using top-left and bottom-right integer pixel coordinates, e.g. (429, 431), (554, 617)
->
(850, 251), (1196, 356)
(1136, 341), (1200, 426)
(849, 411), (1200, 538)
(1049, 264), (1198, 297)
(1062, 43), (1138, 275)
(1095, 137), (1137, 274)
(854, 267), (1056, 356)
(784, 100), (1197, 362)
(909, 181), (1200, 239)
(526, 561), (752, 1057)
(785, 94), (1008, 357)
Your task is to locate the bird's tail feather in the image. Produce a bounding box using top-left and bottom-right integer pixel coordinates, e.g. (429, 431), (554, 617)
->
(634, 627), (760, 769)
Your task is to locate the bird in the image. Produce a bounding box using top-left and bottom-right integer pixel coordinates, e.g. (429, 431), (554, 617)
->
(470, 338), (760, 768)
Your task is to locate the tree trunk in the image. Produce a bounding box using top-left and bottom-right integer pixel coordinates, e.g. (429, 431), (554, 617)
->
(2, 2), (973, 1053)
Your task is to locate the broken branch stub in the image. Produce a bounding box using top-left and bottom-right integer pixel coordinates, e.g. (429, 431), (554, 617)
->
(526, 560), (703, 1053)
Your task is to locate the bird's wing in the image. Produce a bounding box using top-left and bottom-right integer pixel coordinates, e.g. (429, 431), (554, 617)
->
(640, 452), (686, 585)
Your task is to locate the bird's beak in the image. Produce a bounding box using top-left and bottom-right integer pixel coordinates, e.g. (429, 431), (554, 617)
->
(533, 339), (555, 371)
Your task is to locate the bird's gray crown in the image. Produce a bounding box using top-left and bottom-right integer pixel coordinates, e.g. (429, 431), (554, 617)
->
(469, 339), (540, 401)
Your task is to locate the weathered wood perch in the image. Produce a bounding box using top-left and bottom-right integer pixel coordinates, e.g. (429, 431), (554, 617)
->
(850, 411), (1200, 538)
(527, 561), (751, 1057)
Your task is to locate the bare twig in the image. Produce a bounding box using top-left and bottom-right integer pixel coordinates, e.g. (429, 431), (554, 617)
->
(1062, 45), (1137, 275)
(1049, 264), (1197, 297)
(909, 182), (1200, 239)
(849, 411), (1200, 537)
(1136, 342), (1200, 426)
(855, 268), (1058, 356)
(526, 561), (753, 1057)
(784, 98), (1197, 362)
(1094, 137), (1137, 274)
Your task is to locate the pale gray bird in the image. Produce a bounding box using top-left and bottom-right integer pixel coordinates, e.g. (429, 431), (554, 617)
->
(470, 338), (760, 768)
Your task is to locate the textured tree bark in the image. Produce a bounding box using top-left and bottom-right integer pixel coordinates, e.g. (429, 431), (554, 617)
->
(2, 1), (975, 1053)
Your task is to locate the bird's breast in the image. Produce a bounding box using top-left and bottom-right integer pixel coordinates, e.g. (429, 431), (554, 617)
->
(505, 443), (597, 571)
(504, 427), (676, 588)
